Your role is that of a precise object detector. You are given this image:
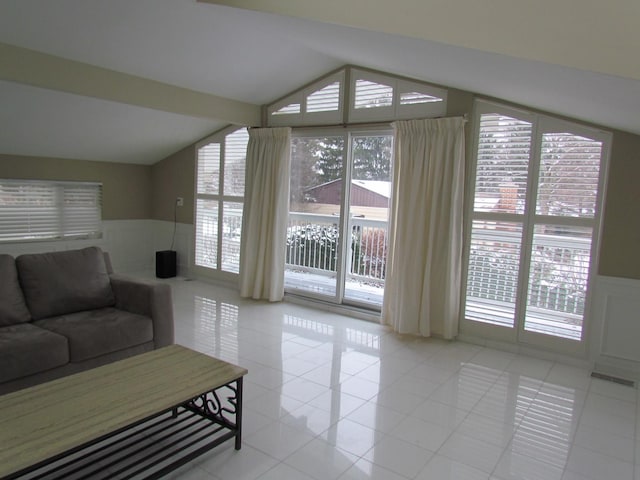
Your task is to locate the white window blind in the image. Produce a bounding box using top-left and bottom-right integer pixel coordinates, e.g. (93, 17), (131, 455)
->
(474, 114), (532, 215)
(195, 127), (248, 275)
(354, 79), (393, 109)
(463, 102), (609, 343)
(197, 143), (220, 195)
(0, 180), (102, 242)
(537, 133), (602, 218)
(267, 67), (448, 126)
(466, 220), (523, 327)
(399, 91), (443, 105)
(221, 129), (248, 274)
(195, 198), (218, 269)
(224, 129), (249, 197)
(272, 103), (301, 116)
(525, 224), (592, 339)
(306, 81), (340, 113)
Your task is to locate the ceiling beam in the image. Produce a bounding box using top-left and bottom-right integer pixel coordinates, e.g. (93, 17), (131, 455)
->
(202, 0), (640, 82)
(0, 42), (261, 126)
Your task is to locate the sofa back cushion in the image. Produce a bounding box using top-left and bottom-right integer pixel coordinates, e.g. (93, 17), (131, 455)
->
(0, 254), (32, 326)
(16, 247), (115, 320)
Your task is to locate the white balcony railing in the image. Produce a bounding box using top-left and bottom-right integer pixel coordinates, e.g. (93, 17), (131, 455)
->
(285, 212), (389, 294)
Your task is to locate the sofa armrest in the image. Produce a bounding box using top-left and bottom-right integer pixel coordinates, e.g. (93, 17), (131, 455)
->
(109, 274), (174, 348)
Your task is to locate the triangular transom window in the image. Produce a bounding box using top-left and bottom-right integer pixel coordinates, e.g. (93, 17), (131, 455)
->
(400, 91), (443, 105)
(306, 81), (341, 113)
(272, 103), (301, 115)
(267, 66), (448, 127)
(354, 80), (393, 109)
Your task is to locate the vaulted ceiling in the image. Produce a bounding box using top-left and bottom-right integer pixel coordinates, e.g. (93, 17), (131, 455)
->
(1, 0), (638, 165)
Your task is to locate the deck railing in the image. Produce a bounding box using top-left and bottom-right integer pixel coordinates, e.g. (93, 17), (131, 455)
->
(286, 213), (590, 331)
(285, 212), (388, 286)
(467, 228), (591, 317)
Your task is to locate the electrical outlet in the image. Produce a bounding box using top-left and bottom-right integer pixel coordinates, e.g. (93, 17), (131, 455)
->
(176, 197), (184, 207)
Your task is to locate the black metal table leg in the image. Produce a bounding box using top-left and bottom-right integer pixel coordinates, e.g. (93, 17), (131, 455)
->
(235, 377), (243, 450)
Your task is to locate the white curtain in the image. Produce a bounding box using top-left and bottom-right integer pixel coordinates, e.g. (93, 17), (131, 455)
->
(382, 117), (466, 338)
(239, 127), (291, 302)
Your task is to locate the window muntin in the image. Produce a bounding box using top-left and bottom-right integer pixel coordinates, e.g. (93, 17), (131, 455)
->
(0, 180), (102, 243)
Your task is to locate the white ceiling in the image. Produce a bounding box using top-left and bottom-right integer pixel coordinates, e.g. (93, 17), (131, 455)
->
(0, 0), (639, 165)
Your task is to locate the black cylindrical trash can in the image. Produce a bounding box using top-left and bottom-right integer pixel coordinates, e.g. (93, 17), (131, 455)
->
(156, 250), (176, 278)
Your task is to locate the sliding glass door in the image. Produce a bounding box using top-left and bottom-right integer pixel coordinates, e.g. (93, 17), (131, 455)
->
(285, 129), (393, 309)
(343, 134), (393, 305)
(287, 134), (345, 299)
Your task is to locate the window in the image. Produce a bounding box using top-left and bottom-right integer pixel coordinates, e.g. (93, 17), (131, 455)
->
(285, 129), (393, 309)
(267, 66), (447, 127)
(268, 72), (344, 126)
(306, 81), (340, 113)
(194, 127), (249, 275)
(348, 70), (447, 122)
(462, 101), (609, 347)
(354, 79), (393, 109)
(0, 179), (102, 243)
(399, 91), (442, 105)
(272, 103), (301, 116)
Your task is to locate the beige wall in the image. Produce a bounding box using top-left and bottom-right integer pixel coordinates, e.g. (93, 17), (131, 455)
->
(0, 154), (151, 220)
(598, 130), (640, 279)
(147, 90), (640, 280)
(150, 145), (195, 224)
(3, 84), (640, 281)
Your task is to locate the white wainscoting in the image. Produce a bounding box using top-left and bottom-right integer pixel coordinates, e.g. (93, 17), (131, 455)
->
(0, 220), (194, 277)
(590, 275), (640, 382)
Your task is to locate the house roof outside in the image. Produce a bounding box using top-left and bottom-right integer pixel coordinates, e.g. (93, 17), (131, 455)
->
(353, 180), (391, 199)
(305, 179), (391, 199)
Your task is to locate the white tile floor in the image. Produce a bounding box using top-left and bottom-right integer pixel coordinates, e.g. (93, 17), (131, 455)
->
(155, 276), (639, 480)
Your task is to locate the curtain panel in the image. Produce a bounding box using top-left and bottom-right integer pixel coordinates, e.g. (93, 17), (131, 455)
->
(382, 117), (466, 338)
(239, 127), (291, 302)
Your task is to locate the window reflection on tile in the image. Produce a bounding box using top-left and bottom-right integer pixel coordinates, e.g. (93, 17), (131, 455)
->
(143, 276), (640, 480)
(321, 419), (380, 457)
(417, 454), (490, 480)
(363, 435), (433, 478)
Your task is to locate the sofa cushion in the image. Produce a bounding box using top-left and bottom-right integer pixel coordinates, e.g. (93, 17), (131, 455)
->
(35, 308), (153, 362)
(0, 324), (69, 383)
(16, 247), (115, 320)
(0, 255), (32, 326)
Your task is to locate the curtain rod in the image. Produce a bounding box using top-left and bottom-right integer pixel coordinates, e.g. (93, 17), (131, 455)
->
(258, 113), (468, 131)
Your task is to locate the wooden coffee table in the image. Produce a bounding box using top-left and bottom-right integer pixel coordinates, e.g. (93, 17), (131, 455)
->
(0, 345), (247, 479)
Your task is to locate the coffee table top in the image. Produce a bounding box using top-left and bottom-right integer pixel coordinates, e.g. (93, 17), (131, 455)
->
(0, 344), (247, 477)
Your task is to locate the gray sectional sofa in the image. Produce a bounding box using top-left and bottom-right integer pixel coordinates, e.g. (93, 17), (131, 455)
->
(0, 246), (174, 395)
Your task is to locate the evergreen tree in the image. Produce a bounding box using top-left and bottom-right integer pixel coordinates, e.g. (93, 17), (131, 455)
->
(352, 135), (392, 181)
